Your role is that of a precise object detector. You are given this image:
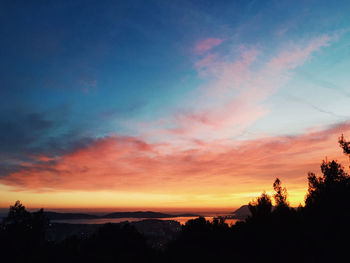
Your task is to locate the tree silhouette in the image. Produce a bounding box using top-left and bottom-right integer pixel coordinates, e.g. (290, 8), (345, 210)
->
(299, 136), (350, 262)
(339, 134), (350, 155)
(81, 223), (150, 263)
(2, 200), (31, 225)
(273, 178), (289, 208)
(0, 201), (51, 263)
(305, 160), (349, 208)
(248, 192), (272, 220)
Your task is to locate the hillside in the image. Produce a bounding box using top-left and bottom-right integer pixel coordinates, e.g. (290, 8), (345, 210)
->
(231, 205), (251, 219)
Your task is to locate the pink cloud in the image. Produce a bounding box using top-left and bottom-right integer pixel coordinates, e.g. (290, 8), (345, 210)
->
(194, 38), (223, 53)
(195, 53), (218, 69)
(141, 35), (333, 145)
(1, 122), (349, 206)
(267, 35), (332, 71)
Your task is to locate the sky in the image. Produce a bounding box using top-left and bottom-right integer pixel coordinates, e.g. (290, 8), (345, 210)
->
(0, 0), (350, 211)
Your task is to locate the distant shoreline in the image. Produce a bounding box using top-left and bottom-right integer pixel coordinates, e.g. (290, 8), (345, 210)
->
(42, 211), (202, 220)
(0, 205), (250, 222)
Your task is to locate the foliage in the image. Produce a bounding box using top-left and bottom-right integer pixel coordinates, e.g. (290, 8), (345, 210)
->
(248, 192), (272, 220)
(3, 200), (31, 225)
(0, 201), (51, 262)
(305, 160), (350, 208)
(339, 134), (350, 155)
(273, 178), (289, 208)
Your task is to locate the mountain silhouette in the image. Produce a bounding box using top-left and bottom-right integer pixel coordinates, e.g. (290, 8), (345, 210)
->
(231, 205), (251, 219)
(43, 211), (200, 220)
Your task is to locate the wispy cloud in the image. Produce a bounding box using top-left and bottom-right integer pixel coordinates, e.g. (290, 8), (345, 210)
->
(140, 35), (334, 145)
(194, 38), (223, 53)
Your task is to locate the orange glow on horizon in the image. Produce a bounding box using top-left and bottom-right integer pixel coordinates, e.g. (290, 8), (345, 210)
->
(0, 185), (307, 211)
(0, 123), (349, 210)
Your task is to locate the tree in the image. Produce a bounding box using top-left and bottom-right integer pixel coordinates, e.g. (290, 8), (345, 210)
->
(273, 178), (289, 208)
(248, 192), (272, 220)
(321, 160), (347, 183)
(339, 134), (350, 156)
(2, 200), (31, 225)
(305, 160), (350, 209)
(82, 223), (150, 263)
(1, 201), (50, 255)
(305, 135), (350, 209)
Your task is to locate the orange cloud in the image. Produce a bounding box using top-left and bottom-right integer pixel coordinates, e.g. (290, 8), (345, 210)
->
(1, 122), (349, 207)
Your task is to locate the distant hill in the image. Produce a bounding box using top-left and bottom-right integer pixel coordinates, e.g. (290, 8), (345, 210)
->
(43, 211), (201, 220)
(231, 205), (285, 219)
(231, 205), (251, 219)
(104, 211), (173, 218)
(44, 211), (99, 220)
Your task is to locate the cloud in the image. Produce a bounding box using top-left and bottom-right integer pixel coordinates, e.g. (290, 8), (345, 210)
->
(1, 122), (349, 207)
(0, 34), (342, 207)
(0, 108), (100, 179)
(267, 35), (332, 71)
(0, 112), (53, 152)
(141, 34), (333, 145)
(194, 38), (223, 53)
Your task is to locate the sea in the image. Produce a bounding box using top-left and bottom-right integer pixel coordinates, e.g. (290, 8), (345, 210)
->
(50, 216), (239, 225)
(0, 212), (239, 226)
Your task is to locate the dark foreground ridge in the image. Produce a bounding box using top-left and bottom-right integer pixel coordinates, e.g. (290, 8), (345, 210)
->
(1, 135), (350, 263)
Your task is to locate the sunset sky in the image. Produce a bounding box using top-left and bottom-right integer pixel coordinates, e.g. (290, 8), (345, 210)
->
(1, 0), (350, 210)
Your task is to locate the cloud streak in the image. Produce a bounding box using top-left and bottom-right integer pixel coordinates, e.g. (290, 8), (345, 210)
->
(194, 38), (223, 53)
(141, 35), (334, 145)
(2, 122), (349, 206)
